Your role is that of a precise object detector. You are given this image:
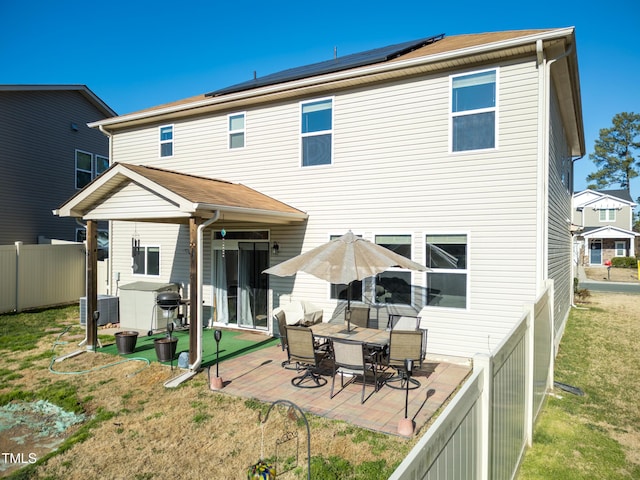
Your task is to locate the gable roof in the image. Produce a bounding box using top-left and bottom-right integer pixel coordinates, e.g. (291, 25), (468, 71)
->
(580, 225), (640, 238)
(0, 84), (116, 117)
(54, 163), (307, 224)
(574, 189), (637, 208)
(596, 189), (635, 203)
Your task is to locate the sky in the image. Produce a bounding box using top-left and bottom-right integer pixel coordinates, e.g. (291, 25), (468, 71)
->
(1, 0), (639, 201)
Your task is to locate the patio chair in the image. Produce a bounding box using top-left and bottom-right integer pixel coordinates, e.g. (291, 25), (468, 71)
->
(384, 329), (425, 390)
(330, 338), (379, 403)
(345, 306), (371, 328)
(387, 314), (421, 331)
(286, 325), (328, 388)
(275, 310), (296, 370)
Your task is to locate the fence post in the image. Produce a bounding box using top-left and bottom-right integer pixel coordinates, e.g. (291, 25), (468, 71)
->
(474, 353), (492, 480)
(524, 305), (534, 447)
(14, 242), (22, 312)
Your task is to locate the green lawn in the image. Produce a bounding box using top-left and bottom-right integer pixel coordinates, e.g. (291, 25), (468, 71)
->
(519, 293), (640, 479)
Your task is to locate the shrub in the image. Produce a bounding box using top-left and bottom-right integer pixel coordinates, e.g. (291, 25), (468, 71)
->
(611, 257), (638, 268)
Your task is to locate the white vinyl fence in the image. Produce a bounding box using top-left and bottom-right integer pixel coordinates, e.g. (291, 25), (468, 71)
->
(0, 242), (87, 313)
(390, 281), (555, 480)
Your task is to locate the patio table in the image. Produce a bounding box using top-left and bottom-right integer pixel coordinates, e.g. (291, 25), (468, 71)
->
(310, 323), (389, 349)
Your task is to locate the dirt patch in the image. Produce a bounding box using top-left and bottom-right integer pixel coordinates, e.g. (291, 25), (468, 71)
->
(0, 401), (85, 476)
(584, 266), (639, 283)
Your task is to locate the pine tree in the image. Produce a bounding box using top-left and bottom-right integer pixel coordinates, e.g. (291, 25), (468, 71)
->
(586, 112), (640, 191)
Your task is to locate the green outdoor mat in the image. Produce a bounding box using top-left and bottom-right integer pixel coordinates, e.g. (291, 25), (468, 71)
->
(100, 329), (278, 367)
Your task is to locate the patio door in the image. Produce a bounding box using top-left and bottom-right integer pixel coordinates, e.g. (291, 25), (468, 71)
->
(590, 240), (602, 265)
(213, 233), (269, 330)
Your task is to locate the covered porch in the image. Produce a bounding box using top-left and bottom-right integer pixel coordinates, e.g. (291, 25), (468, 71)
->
(54, 162), (307, 374)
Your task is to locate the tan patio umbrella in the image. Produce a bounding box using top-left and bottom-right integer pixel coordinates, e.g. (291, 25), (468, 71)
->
(263, 231), (430, 330)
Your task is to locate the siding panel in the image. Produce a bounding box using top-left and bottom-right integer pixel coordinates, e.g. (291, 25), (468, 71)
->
(109, 58), (548, 357)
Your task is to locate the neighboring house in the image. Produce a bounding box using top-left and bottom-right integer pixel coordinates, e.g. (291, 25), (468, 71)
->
(0, 85), (115, 248)
(56, 28), (583, 362)
(572, 189), (639, 265)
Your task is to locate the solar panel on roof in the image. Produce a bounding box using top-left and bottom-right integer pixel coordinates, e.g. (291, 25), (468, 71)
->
(205, 34), (445, 97)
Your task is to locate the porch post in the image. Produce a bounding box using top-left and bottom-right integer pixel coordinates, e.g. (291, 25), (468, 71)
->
(86, 219), (98, 352)
(189, 217), (199, 365)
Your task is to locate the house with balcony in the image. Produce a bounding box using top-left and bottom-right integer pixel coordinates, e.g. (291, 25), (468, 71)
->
(56, 27), (584, 365)
(572, 188), (639, 265)
(0, 85), (115, 248)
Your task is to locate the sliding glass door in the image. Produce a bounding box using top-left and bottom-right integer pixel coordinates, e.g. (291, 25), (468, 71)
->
(213, 232), (269, 329)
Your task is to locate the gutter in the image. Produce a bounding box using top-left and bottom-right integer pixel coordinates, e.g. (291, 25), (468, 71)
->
(191, 210), (221, 371)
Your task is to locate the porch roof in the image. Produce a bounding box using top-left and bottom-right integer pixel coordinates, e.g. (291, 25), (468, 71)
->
(54, 163), (308, 224)
(581, 226), (640, 239)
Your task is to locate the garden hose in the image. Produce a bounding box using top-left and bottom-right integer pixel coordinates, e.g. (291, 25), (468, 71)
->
(49, 326), (150, 377)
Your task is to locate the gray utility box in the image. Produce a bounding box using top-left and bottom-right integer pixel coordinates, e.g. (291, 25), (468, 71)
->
(80, 295), (119, 326)
(118, 282), (180, 332)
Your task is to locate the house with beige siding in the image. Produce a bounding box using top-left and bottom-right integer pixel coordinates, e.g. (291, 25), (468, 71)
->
(0, 85), (115, 247)
(56, 27), (584, 367)
(572, 189), (638, 265)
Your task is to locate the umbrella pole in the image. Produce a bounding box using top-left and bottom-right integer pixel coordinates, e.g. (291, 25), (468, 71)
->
(347, 282), (352, 331)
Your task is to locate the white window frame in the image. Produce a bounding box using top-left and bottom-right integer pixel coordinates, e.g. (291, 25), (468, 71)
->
(300, 96), (334, 167)
(228, 112), (246, 149)
(615, 241), (626, 257)
(159, 125), (174, 158)
(75, 149), (93, 189)
(449, 68), (498, 153)
(328, 232), (364, 303)
(599, 208), (616, 222)
(132, 245), (161, 277)
(95, 154), (109, 176)
(75, 150), (110, 189)
(424, 232), (469, 311)
(373, 234), (414, 307)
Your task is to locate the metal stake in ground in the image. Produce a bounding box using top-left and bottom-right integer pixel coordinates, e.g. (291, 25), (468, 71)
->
(209, 329), (224, 390)
(167, 322), (174, 371)
(398, 358), (415, 436)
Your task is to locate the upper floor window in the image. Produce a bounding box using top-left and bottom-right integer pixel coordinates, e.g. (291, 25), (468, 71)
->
(228, 113), (245, 149)
(76, 150), (109, 189)
(426, 234), (467, 309)
(451, 69), (497, 152)
(599, 209), (616, 222)
(301, 98), (332, 166)
(76, 150), (93, 188)
(374, 235), (412, 306)
(160, 125), (173, 157)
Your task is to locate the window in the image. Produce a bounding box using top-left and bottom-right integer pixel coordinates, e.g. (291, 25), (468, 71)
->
(375, 235), (412, 305)
(228, 113), (245, 149)
(301, 98), (332, 166)
(76, 150), (109, 189)
(451, 70), (497, 152)
(615, 241), (626, 257)
(599, 209), (616, 222)
(330, 234), (362, 302)
(76, 228), (109, 260)
(426, 234), (467, 309)
(160, 125), (173, 157)
(75, 150), (93, 189)
(132, 246), (160, 276)
(96, 155), (109, 175)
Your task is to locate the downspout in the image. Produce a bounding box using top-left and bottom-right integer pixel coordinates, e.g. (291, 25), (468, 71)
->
(536, 39), (574, 292)
(98, 125), (115, 296)
(191, 210), (221, 371)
